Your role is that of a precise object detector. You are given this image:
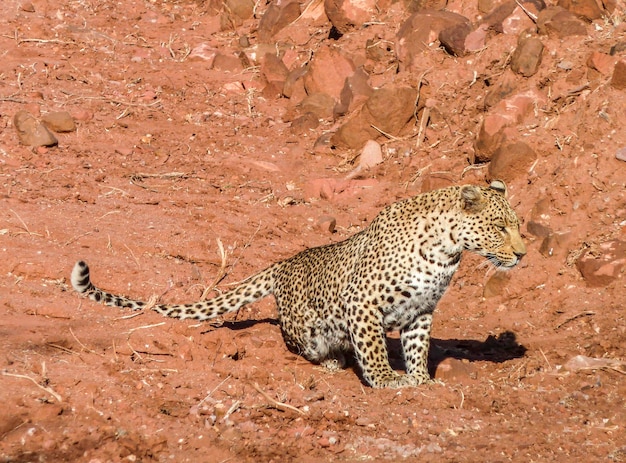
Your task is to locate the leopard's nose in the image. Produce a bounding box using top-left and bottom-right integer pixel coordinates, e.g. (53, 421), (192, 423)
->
(514, 247), (526, 259)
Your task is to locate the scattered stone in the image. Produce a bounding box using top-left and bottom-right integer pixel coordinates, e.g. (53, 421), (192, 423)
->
(304, 46), (356, 102)
(482, 1), (517, 31)
(291, 112), (320, 133)
(334, 68), (372, 117)
(212, 53), (244, 73)
(260, 53), (289, 89)
(557, 0), (604, 20)
(526, 197), (552, 238)
(358, 140), (383, 170)
(576, 240), (626, 287)
(587, 51), (615, 75)
(224, 0), (255, 21)
(396, 10), (471, 71)
(483, 271), (511, 298)
(610, 41), (626, 55)
(20, 2), (35, 12)
(406, 0), (447, 12)
(316, 215), (337, 233)
(610, 60), (626, 90)
(324, 0), (377, 34)
(474, 90), (544, 162)
(488, 140), (537, 182)
(501, 5), (538, 35)
(299, 93), (336, 119)
(564, 354), (626, 372)
(484, 69), (517, 109)
(41, 111), (76, 133)
(539, 231), (571, 258)
(473, 114), (510, 162)
(537, 7), (587, 37)
(616, 146), (626, 162)
(510, 34), (544, 77)
(439, 22), (473, 56)
(188, 43), (218, 64)
(332, 86), (419, 149)
(13, 110), (58, 147)
(434, 358), (475, 381)
(465, 23), (490, 51)
(258, 0), (301, 42)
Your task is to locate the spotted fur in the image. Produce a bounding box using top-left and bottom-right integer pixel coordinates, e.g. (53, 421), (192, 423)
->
(71, 180), (526, 388)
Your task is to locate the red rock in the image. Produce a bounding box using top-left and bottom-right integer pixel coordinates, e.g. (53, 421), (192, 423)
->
(258, 0), (301, 42)
(290, 112), (320, 133)
(576, 240), (626, 287)
(616, 147), (626, 162)
(358, 140), (383, 169)
(465, 23), (489, 51)
(188, 43), (218, 64)
(539, 231), (572, 258)
(537, 7), (587, 37)
(557, 0), (604, 20)
(474, 114), (510, 162)
(324, 0), (377, 34)
(474, 90), (544, 161)
(483, 271), (511, 298)
(41, 111), (76, 133)
(510, 34), (544, 77)
(501, 5), (537, 35)
(334, 67), (372, 116)
(299, 93), (336, 119)
(484, 69), (517, 109)
(610, 60), (626, 90)
(331, 86), (418, 149)
(283, 64), (308, 99)
(212, 53), (244, 73)
(396, 11), (471, 71)
(260, 53), (289, 92)
(439, 22), (473, 56)
(587, 51), (615, 75)
(315, 215), (337, 233)
(13, 111), (58, 147)
(304, 46), (356, 102)
(488, 140), (537, 182)
(409, 0), (448, 11)
(434, 358), (476, 381)
(20, 2), (35, 12)
(224, 0), (255, 20)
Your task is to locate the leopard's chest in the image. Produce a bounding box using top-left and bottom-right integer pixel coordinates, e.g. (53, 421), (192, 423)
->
(379, 263), (458, 331)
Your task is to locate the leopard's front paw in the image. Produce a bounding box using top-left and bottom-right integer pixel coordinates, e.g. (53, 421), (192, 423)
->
(371, 373), (420, 389)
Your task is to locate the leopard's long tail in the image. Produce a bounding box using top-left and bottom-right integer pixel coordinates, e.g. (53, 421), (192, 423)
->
(71, 260), (276, 320)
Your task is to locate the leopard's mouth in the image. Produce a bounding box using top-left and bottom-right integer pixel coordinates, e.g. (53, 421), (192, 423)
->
(486, 253), (520, 269)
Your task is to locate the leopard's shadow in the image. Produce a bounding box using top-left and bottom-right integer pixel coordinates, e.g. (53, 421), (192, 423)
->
(205, 320), (526, 378)
(387, 331), (528, 376)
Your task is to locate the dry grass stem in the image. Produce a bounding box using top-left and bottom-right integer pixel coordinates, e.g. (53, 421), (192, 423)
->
(2, 371), (62, 402)
(253, 382), (305, 415)
(126, 321), (166, 334)
(556, 311), (596, 329)
(70, 327), (103, 356)
(201, 238), (230, 300)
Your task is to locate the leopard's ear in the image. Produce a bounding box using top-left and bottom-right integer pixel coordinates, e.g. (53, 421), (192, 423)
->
(460, 185), (486, 212)
(489, 179), (507, 197)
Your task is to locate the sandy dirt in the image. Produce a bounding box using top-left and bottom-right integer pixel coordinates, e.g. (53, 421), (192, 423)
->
(1, 0), (625, 461)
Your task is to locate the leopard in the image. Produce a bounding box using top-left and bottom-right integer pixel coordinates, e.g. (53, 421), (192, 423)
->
(71, 179), (526, 388)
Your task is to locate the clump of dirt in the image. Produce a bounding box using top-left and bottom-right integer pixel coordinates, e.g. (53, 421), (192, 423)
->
(1, 0), (625, 461)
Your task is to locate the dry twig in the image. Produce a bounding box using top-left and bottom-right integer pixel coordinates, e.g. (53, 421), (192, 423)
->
(253, 382), (305, 415)
(2, 371), (62, 402)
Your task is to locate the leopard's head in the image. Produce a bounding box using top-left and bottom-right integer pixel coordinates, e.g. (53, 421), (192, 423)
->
(458, 180), (526, 269)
